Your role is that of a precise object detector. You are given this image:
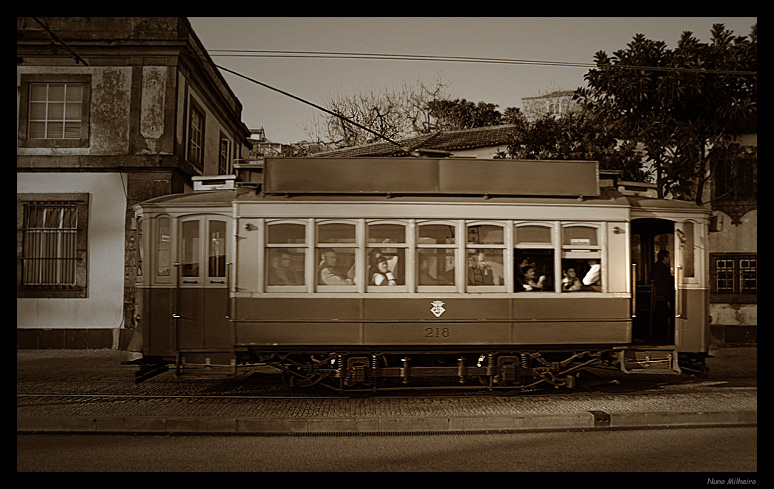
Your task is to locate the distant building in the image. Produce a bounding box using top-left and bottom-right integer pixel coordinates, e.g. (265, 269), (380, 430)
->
(17, 17), (251, 349)
(248, 127), (283, 157)
(520, 90), (582, 122)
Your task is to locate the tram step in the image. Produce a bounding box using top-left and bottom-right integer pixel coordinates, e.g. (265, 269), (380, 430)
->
(619, 348), (681, 375)
(176, 351), (237, 378)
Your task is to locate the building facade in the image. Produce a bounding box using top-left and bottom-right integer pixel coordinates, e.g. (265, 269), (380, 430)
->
(705, 122), (757, 345)
(520, 90), (582, 122)
(17, 17), (251, 349)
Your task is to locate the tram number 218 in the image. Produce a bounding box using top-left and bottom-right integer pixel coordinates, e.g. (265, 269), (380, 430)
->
(424, 327), (451, 338)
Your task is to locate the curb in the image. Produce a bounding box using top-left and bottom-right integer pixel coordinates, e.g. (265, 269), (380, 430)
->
(17, 409), (757, 435)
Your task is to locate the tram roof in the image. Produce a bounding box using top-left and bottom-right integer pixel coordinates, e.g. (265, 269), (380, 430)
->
(262, 157), (601, 198)
(135, 157), (707, 216)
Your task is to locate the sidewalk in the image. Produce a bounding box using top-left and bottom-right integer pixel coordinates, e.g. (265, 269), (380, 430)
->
(17, 348), (757, 434)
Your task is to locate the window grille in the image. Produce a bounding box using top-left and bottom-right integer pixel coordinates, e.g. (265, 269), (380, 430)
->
(711, 253), (757, 299)
(22, 202), (79, 287)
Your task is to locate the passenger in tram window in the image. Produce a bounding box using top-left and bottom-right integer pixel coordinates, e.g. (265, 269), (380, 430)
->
(582, 259), (601, 289)
(371, 255), (397, 286)
(514, 257), (530, 291)
(268, 251), (303, 285)
(318, 249), (355, 285)
(269, 253), (296, 285)
(562, 268), (583, 291)
(522, 266), (546, 291)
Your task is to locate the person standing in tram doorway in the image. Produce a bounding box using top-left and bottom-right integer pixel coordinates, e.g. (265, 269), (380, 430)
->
(650, 249), (675, 342)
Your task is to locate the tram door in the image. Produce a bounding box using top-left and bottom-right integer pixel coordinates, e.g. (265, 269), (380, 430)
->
(631, 219), (675, 345)
(174, 215), (232, 354)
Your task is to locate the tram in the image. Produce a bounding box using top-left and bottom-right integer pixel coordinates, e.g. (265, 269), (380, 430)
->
(132, 157), (711, 391)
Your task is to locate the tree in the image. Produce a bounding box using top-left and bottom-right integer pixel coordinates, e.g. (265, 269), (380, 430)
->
(501, 111), (646, 182)
(427, 99), (503, 131)
(306, 76), (520, 149)
(307, 76), (451, 148)
(575, 23), (757, 202)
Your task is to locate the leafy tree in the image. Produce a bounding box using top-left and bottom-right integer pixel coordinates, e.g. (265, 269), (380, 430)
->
(427, 98), (503, 130)
(500, 111), (646, 181)
(575, 23), (757, 202)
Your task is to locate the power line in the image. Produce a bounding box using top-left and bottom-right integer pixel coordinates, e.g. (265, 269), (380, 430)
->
(212, 63), (408, 151)
(208, 49), (593, 69)
(207, 49), (756, 76)
(30, 17), (89, 66)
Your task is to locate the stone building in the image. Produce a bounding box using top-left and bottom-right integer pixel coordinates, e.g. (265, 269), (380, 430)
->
(17, 17), (251, 349)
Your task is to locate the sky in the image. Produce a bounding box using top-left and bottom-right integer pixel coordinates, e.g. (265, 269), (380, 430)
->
(188, 17), (756, 144)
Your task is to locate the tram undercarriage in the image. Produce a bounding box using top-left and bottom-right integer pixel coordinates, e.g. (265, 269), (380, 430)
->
(245, 349), (619, 393)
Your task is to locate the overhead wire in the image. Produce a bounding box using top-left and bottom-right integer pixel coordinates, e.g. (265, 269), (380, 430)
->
(206, 49), (756, 76)
(211, 63), (409, 151)
(203, 49), (754, 149)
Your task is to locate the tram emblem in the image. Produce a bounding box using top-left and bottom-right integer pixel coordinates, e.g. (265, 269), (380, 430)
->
(430, 300), (446, 318)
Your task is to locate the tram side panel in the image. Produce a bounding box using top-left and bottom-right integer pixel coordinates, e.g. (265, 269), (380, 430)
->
(232, 296), (632, 349)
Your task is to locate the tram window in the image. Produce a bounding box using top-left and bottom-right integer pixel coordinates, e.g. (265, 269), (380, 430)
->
(514, 224), (553, 292)
(267, 223), (306, 244)
(417, 222), (457, 288)
(561, 225), (601, 292)
(563, 225), (598, 246)
(418, 223), (455, 244)
(515, 225), (551, 245)
(515, 249), (553, 292)
(417, 249), (455, 286)
(156, 217), (171, 280)
(561, 258), (601, 292)
(318, 222), (356, 243)
(467, 249), (504, 286)
(208, 220), (226, 278)
(467, 224), (506, 289)
(368, 223), (405, 243)
(682, 222), (695, 278)
(317, 222), (357, 289)
(467, 224), (504, 244)
(367, 223), (406, 287)
(317, 248), (356, 286)
(181, 220), (199, 278)
(266, 222), (307, 288)
(368, 248), (405, 286)
(267, 248), (305, 286)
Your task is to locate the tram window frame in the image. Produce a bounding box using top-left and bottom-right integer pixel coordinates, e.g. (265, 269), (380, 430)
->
(416, 221), (458, 292)
(180, 218), (201, 283)
(208, 219), (227, 281)
(315, 220), (359, 292)
(366, 220), (408, 292)
(561, 224), (602, 292)
(178, 215), (231, 287)
(265, 220), (308, 292)
(154, 215), (172, 285)
(466, 222), (507, 291)
(514, 223), (555, 293)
